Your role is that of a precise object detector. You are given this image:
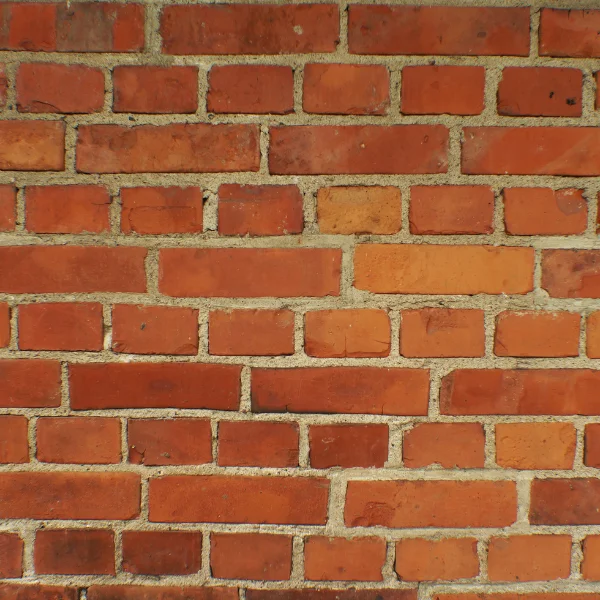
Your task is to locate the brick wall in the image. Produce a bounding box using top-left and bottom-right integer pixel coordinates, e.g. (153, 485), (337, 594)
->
(0, 2), (600, 599)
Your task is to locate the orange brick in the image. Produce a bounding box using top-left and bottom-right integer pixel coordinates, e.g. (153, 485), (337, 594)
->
(25, 185), (110, 234)
(584, 424), (600, 468)
(494, 311), (581, 357)
(304, 64), (389, 115)
(395, 538), (479, 581)
(209, 309), (294, 356)
(211, 533), (292, 581)
(309, 424), (388, 469)
(402, 66), (485, 115)
(409, 186), (494, 235)
(0, 121), (65, 171)
(317, 186), (401, 234)
(496, 423), (576, 470)
(586, 312), (600, 358)
(540, 8), (600, 57)
(401, 309), (485, 358)
(543, 250), (600, 298)
(305, 309), (390, 358)
(112, 305), (198, 355)
(304, 537), (386, 582)
(403, 423), (485, 469)
(488, 535), (572, 581)
(504, 188), (587, 235)
(582, 535), (600, 580)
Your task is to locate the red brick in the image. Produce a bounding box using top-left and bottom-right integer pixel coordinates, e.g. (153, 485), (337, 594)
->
(317, 186), (402, 235)
(441, 369), (600, 415)
(0, 586), (77, 600)
(160, 248), (341, 298)
(305, 309), (391, 358)
(270, 125), (448, 175)
(211, 533), (292, 581)
(0, 185), (16, 231)
(304, 64), (389, 115)
(584, 423), (600, 467)
(409, 185), (494, 234)
(112, 305), (198, 355)
(355, 245), (534, 295)
(37, 417), (121, 465)
(218, 184), (303, 236)
(0, 533), (23, 578)
(463, 127), (600, 176)
(121, 186), (203, 234)
(588, 312), (600, 358)
(34, 529), (114, 575)
(540, 9), (600, 57)
(0, 4), (57, 51)
(402, 66), (485, 115)
(395, 538), (479, 581)
(0, 416), (28, 464)
(400, 309), (485, 358)
(349, 6), (529, 56)
(113, 66), (197, 113)
(531, 479), (600, 525)
(17, 63), (104, 113)
(88, 588), (237, 600)
(309, 424), (388, 469)
(0, 303), (9, 347)
(0, 360), (61, 408)
(122, 531), (201, 576)
(403, 423), (485, 469)
(128, 419), (212, 466)
(498, 67), (582, 117)
(252, 368), (429, 416)
(25, 185), (110, 234)
(218, 421), (299, 468)
(504, 188), (587, 235)
(149, 475), (329, 525)
(345, 481), (516, 528)
(543, 250), (600, 298)
(304, 537), (385, 582)
(77, 124), (259, 173)
(70, 363), (241, 410)
(208, 66), (293, 115)
(0, 472), (140, 520)
(0, 121), (64, 171)
(496, 423), (576, 470)
(0, 246), (146, 293)
(160, 4), (339, 54)
(247, 593), (416, 600)
(56, 4), (144, 52)
(19, 303), (103, 351)
(495, 311), (580, 358)
(209, 310), (294, 356)
(488, 535), (572, 581)
(582, 535), (600, 580)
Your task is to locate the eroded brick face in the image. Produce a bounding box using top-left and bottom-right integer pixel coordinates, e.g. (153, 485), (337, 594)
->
(0, 2), (599, 597)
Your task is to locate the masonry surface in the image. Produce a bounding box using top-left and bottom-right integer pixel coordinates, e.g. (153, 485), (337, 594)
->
(0, 1), (600, 600)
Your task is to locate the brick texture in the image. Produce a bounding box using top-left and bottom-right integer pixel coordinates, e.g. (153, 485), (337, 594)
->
(0, 3), (596, 596)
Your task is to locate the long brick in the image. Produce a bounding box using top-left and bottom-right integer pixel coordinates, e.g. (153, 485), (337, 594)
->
(77, 124), (259, 173)
(247, 593), (416, 600)
(462, 127), (600, 176)
(88, 588), (237, 600)
(70, 363), (241, 410)
(160, 4), (339, 54)
(540, 9), (600, 57)
(269, 126), (448, 175)
(441, 369), (600, 415)
(0, 246), (146, 293)
(0, 587), (77, 600)
(0, 121), (65, 171)
(0, 472), (140, 520)
(159, 248), (341, 298)
(0, 360), (61, 408)
(348, 6), (529, 55)
(354, 245), (534, 295)
(149, 476), (329, 524)
(345, 480), (517, 528)
(530, 479), (600, 525)
(251, 368), (429, 415)
(542, 250), (600, 298)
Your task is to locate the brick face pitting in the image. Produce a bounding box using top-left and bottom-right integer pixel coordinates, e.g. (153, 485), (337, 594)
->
(0, 1), (599, 598)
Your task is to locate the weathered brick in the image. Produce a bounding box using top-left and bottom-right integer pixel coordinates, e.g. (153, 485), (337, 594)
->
(540, 9), (600, 57)
(0, 121), (65, 171)
(542, 250), (600, 298)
